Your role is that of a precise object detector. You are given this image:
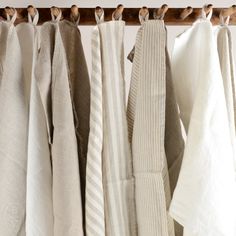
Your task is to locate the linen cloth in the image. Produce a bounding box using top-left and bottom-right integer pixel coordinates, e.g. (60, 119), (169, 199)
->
(85, 26), (105, 236)
(169, 18), (236, 236)
(59, 20), (90, 212)
(127, 20), (183, 236)
(16, 17), (54, 235)
(35, 21), (84, 235)
(0, 21), (28, 235)
(95, 20), (137, 236)
(214, 25), (236, 147)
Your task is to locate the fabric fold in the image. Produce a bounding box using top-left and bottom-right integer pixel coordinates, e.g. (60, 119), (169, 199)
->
(0, 22), (28, 235)
(170, 19), (236, 236)
(127, 20), (181, 236)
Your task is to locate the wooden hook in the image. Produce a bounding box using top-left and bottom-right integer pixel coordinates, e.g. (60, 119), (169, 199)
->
(204, 4), (213, 15)
(51, 6), (61, 18)
(139, 6), (149, 19)
(95, 6), (103, 19)
(220, 5), (236, 18)
(4, 6), (15, 17)
(112, 4), (124, 20)
(27, 5), (36, 17)
(180, 6), (193, 20)
(154, 4), (168, 20)
(71, 5), (79, 19)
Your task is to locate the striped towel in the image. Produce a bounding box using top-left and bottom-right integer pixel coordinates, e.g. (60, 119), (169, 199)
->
(86, 20), (137, 236)
(127, 20), (179, 236)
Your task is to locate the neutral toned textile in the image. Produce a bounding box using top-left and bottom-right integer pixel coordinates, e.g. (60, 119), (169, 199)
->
(59, 21), (90, 212)
(17, 21), (54, 235)
(85, 26), (105, 236)
(0, 21), (28, 235)
(97, 20), (137, 236)
(214, 25), (236, 146)
(170, 18), (236, 236)
(127, 20), (176, 236)
(35, 22), (84, 236)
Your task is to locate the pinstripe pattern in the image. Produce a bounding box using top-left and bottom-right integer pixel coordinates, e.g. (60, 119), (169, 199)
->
(127, 20), (175, 236)
(98, 21), (137, 236)
(85, 26), (105, 236)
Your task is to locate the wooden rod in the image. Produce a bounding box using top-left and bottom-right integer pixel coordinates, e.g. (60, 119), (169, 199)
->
(0, 7), (236, 25)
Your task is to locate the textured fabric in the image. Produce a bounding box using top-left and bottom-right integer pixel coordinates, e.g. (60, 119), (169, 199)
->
(0, 22), (28, 235)
(170, 19), (236, 236)
(127, 20), (176, 236)
(59, 21), (90, 213)
(35, 22), (84, 236)
(17, 22), (54, 235)
(214, 25), (236, 147)
(98, 21), (137, 236)
(85, 26), (105, 236)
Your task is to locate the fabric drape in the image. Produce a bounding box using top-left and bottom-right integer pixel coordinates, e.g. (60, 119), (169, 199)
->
(214, 25), (236, 145)
(127, 20), (183, 236)
(17, 21), (54, 236)
(85, 26), (105, 236)
(95, 20), (137, 236)
(59, 20), (90, 213)
(35, 22), (84, 236)
(170, 18), (236, 236)
(0, 21), (28, 235)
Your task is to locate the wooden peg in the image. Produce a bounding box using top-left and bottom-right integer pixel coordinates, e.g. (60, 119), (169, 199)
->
(204, 4), (213, 15)
(139, 6), (149, 19)
(51, 6), (61, 18)
(71, 4), (79, 19)
(95, 6), (103, 18)
(220, 5), (236, 18)
(27, 5), (36, 17)
(4, 6), (15, 16)
(154, 4), (168, 20)
(180, 6), (193, 20)
(112, 4), (124, 20)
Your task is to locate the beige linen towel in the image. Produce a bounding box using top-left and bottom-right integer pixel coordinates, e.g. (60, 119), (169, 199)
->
(59, 21), (90, 212)
(0, 21), (28, 235)
(127, 20), (178, 236)
(35, 22), (84, 236)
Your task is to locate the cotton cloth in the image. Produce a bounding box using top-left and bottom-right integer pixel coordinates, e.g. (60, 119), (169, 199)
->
(96, 20), (137, 236)
(16, 21), (54, 235)
(35, 21), (84, 236)
(85, 26), (105, 236)
(127, 20), (184, 236)
(0, 21), (28, 235)
(59, 20), (90, 213)
(170, 18), (236, 236)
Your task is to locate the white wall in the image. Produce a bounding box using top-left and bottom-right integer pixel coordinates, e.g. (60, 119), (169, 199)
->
(1, 0), (236, 97)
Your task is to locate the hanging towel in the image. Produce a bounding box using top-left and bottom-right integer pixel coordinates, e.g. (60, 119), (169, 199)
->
(214, 24), (236, 142)
(127, 20), (180, 236)
(0, 21), (28, 235)
(96, 20), (137, 236)
(59, 20), (90, 213)
(17, 16), (54, 235)
(35, 22), (84, 236)
(169, 18), (236, 236)
(85, 26), (105, 236)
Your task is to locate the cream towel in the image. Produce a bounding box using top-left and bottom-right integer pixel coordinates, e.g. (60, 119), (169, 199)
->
(170, 19), (236, 236)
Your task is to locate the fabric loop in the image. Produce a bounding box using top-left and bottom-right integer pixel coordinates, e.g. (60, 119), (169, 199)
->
(95, 9), (104, 24)
(28, 9), (39, 25)
(51, 9), (62, 22)
(6, 8), (17, 24)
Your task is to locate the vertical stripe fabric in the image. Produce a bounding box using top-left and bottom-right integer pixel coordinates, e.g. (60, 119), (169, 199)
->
(94, 20), (137, 236)
(127, 20), (175, 236)
(85, 26), (105, 236)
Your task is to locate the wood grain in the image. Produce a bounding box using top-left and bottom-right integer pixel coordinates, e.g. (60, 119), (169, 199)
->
(0, 7), (236, 25)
